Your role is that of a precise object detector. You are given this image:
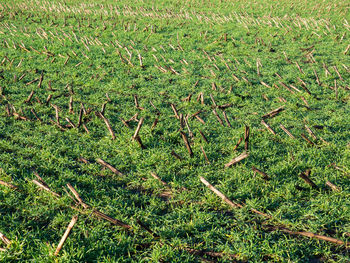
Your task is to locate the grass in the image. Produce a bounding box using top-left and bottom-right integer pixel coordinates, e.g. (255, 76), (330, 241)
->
(0, 0), (350, 261)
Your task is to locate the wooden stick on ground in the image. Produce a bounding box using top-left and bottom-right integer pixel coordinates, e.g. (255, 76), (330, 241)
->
(233, 137), (243, 151)
(170, 103), (180, 119)
(200, 145), (210, 164)
(0, 232), (11, 245)
(132, 117), (144, 140)
(301, 134), (315, 146)
(244, 125), (250, 151)
(262, 106), (285, 119)
(198, 130), (208, 143)
(0, 179), (18, 190)
(150, 172), (168, 186)
(252, 166), (269, 180)
(326, 181), (340, 192)
(298, 170), (318, 189)
(200, 177), (242, 209)
(66, 184), (131, 229)
(222, 111), (232, 128)
(96, 111), (116, 140)
(261, 120), (276, 135)
(24, 90), (35, 103)
(200, 177), (346, 246)
(212, 109), (224, 126)
(32, 180), (61, 198)
(54, 215), (78, 256)
(96, 158), (124, 176)
(180, 131), (193, 157)
(305, 125), (317, 140)
(224, 152), (249, 168)
(280, 124), (295, 139)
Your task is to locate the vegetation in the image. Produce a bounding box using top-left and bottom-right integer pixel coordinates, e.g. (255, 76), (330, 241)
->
(0, 0), (350, 261)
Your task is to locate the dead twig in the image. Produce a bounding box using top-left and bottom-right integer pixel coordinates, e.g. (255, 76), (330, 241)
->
(54, 215), (78, 256)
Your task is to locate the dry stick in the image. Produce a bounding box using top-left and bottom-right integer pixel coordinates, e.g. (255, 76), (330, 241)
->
(301, 133), (315, 146)
(218, 103), (232, 110)
(300, 96), (310, 108)
(298, 170), (318, 189)
(344, 44), (350, 55)
(170, 103), (180, 119)
(277, 228), (345, 246)
(54, 215), (78, 256)
(26, 78), (39, 86)
(46, 94), (52, 105)
(252, 166), (269, 180)
(184, 116), (194, 138)
(305, 125), (317, 140)
(335, 79), (338, 100)
(77, 107), (83, 128)
(132, 117), (144, 140)
(96, 112), (116, 140)
(151, 118), (158, 129)
(96, 158), (124, 176)
(298, 83), (312, 95)
(150, 172), (168, 186)
(32, 179), (61, 198)
(69, 96), (73, 114)
(201, 177), (346, 246)
(233, 137), (243, 151)
(81, 103), (87, 115)
(38, 72), (44, 88)
(171, 150), (183, 161)
(31, 109), (42, 123)
(134, 95), (139, 108)
(261, 81), (272, 89)
(0, 232), (11, 245)
(195, 115), (205, 125)
(33, 171), (48, 186)
(24, 90), (34, 103)
(134, 135), (146, 149)
(200, 145), (210, 164)
(280, 124), (295, 139)
(198, 130), (208, 143)
(262, 106), (284, 119)
(180, 131), (193, 157)
(297, 77), (308, 88)
(328, 163), (349, 176)
(181, 93), (192, 102)
(222, 111), (232, 128)
(149, 100), (161, 115)
(67, 183), (89, 209)
(200, 177), (242, 208)
(0, 179), (18, 190)
(65, 118), (76, 128)
(51, 104), (60, 124)
(313, 69), (321, 85)
(261, 120), (276, 135)
(67, 184), (131, 229)
(323, 63), (331, 77)
(326, 181), (340, 192)
(244, 125), (250, 151)
(279, 81), (294, 94)
(295, 61), (304, 74)
(212, 109), (224, 126)
(78, 157), (89, 164)
(225, 152), (249, 168)
(333, 66), (344, 81)
(289, 84), (302, 93)
(209, 94), (217, 107)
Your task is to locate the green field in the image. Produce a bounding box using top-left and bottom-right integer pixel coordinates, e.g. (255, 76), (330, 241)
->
(0, 0), (350, 262)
